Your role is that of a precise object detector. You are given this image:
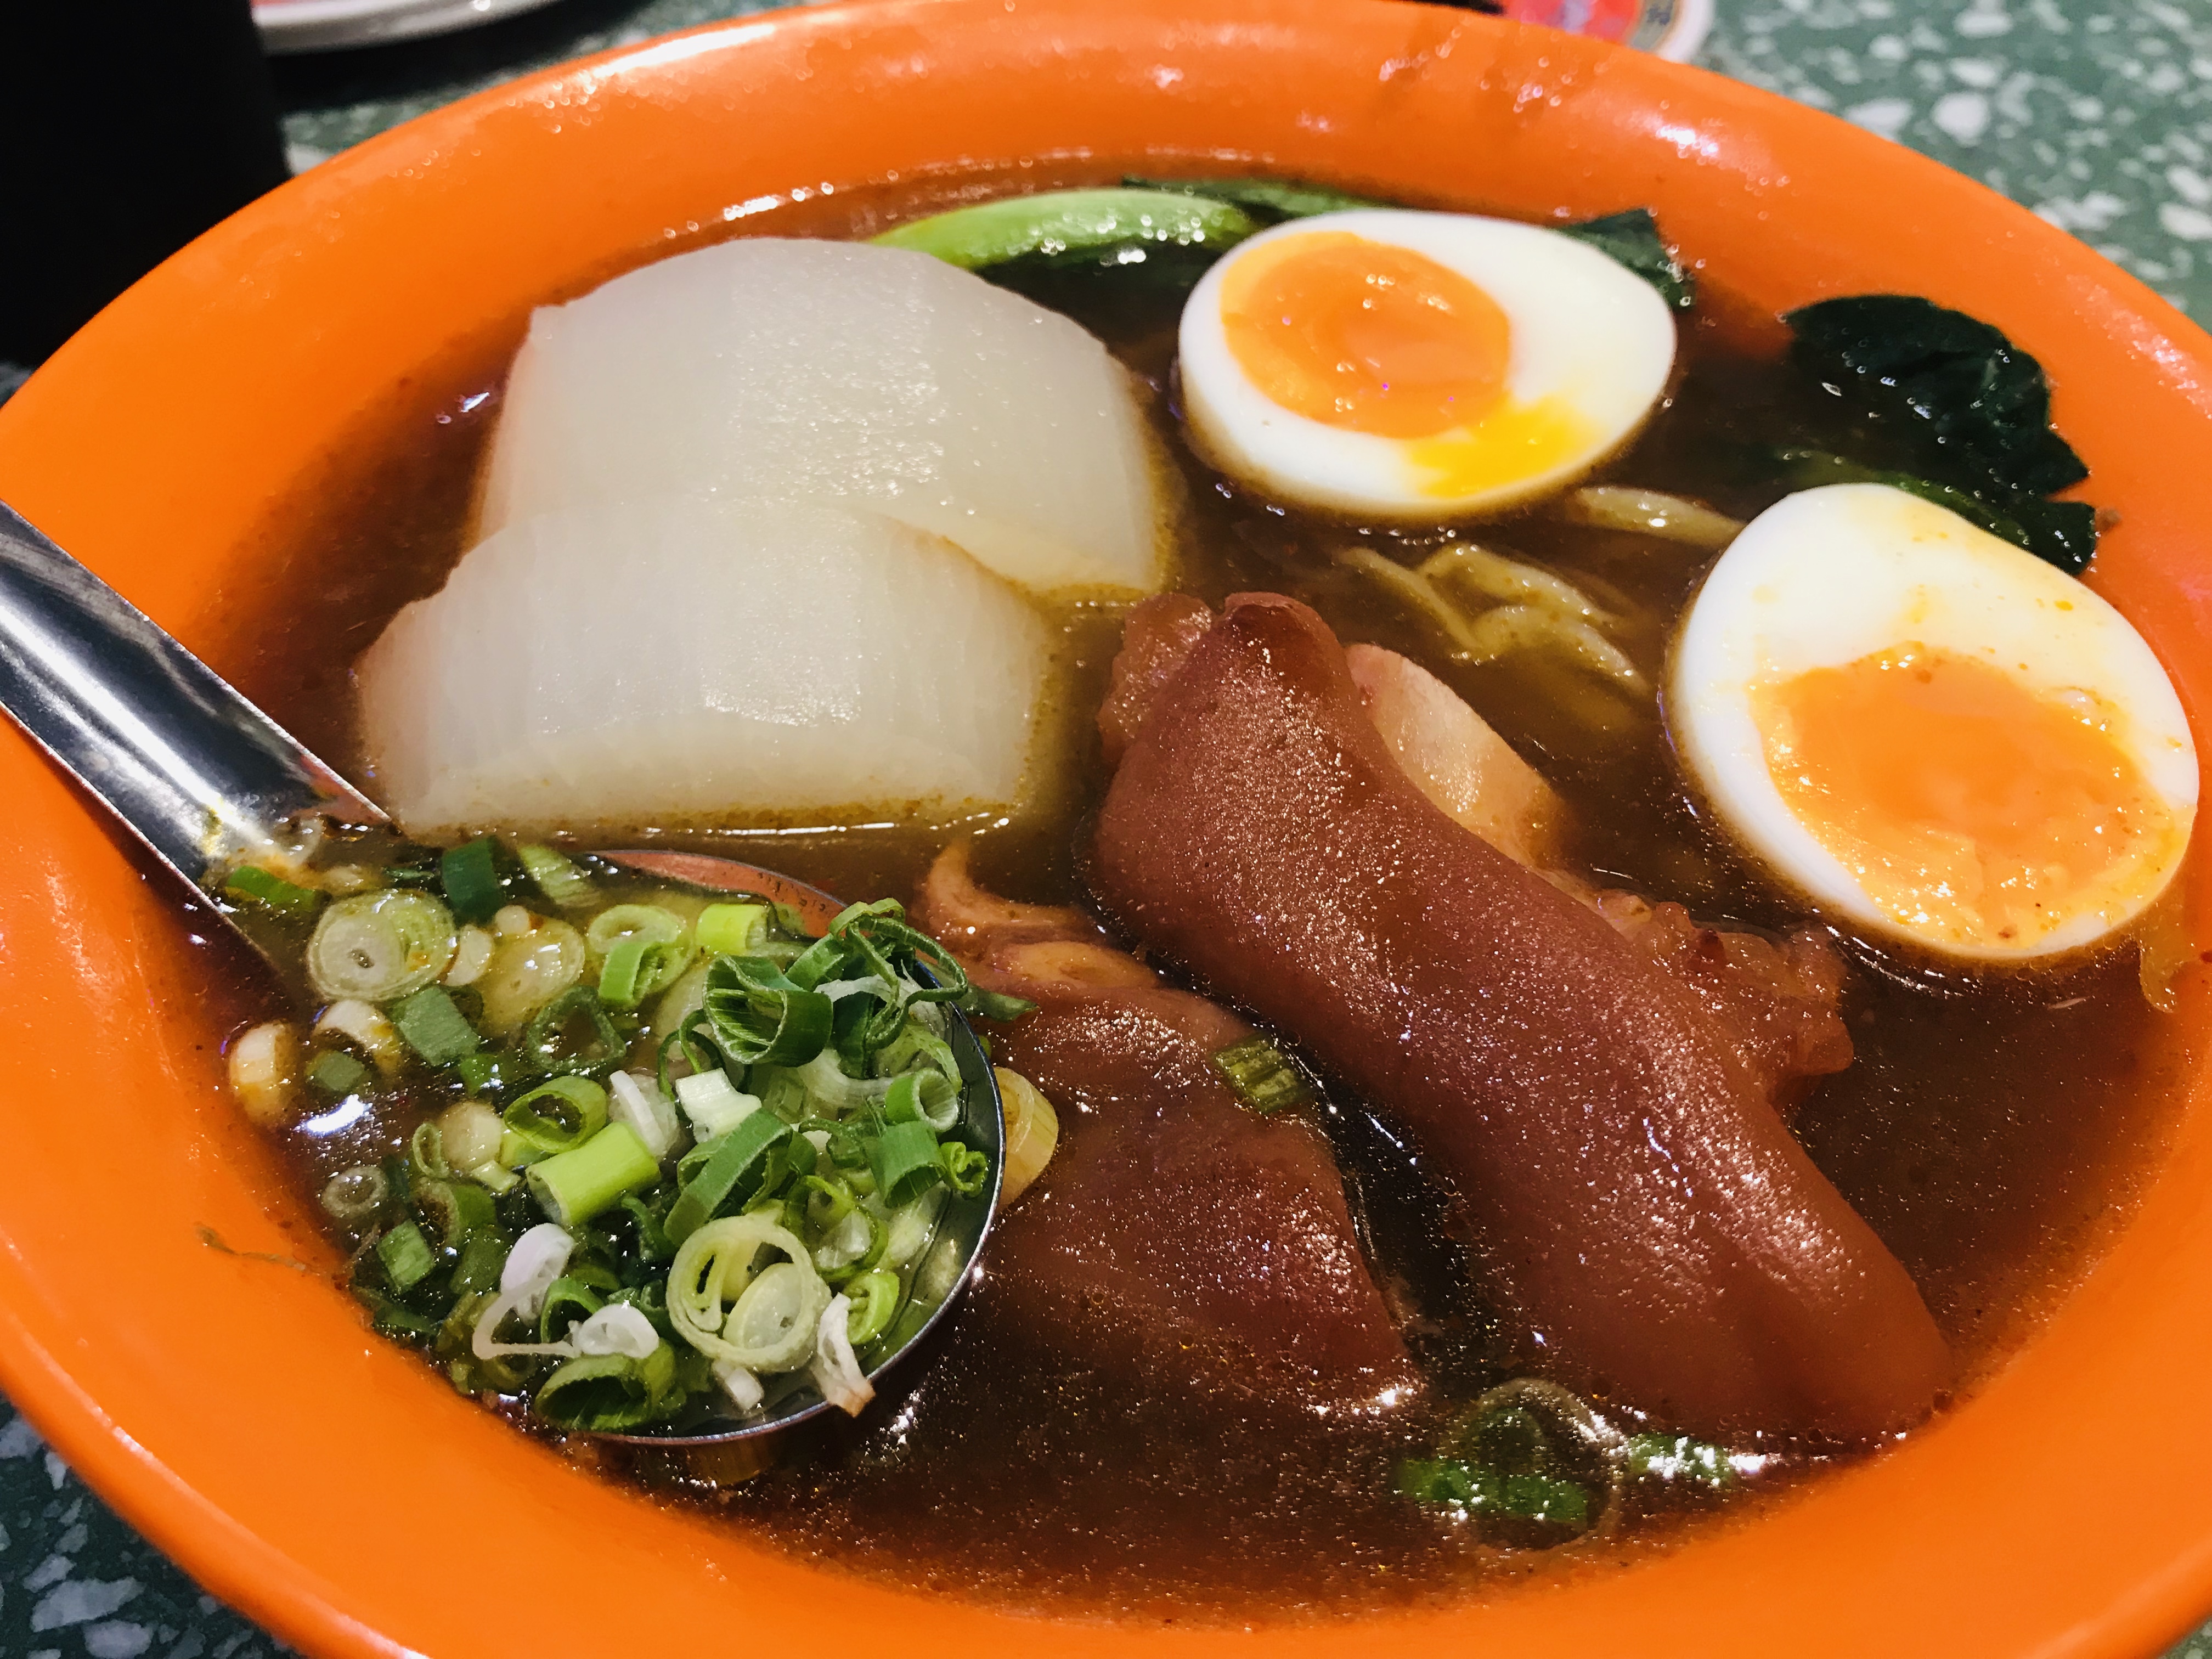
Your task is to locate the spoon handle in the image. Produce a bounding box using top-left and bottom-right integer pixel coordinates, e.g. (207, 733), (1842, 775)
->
(0, 501), (388, 895)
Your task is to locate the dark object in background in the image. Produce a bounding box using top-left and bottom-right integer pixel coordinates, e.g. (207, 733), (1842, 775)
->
(0, 0), (290, 366)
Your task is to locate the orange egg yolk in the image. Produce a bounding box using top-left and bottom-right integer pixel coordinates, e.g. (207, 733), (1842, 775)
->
(1753, 643), (2183, 951)
(1220, 232), (1513, 439)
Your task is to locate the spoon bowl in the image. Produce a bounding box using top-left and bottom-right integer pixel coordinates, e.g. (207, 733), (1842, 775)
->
(0, 499), (1006, 1444)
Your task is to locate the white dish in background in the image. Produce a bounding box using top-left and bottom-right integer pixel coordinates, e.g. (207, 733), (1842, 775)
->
(254, 0), (563, 54)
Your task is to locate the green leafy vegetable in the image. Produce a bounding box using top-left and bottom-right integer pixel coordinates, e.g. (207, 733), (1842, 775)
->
(872, 188), (1261, 273)
(1124, 175), (1387, 221)
(1558, 207), (1695, 311)
(1759, 446), (2096, 575)
(1784, 294), (2096, 572)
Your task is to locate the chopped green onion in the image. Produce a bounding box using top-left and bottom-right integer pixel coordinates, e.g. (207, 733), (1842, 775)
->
(391, 984), (482, 1066)
(870, 187), (1260, 272)
(1624, 1432), (1736, 1489)
(224, 863), (325, 918)
(673, 1068), (759, 1141)
(695, 901), (769, 956)
(319, 1164), (387, 1227)
(664, 1108), (792, 1246)
(1211, 1036), (1313, 1114)
(938, 1141), (990, 1198)
(409, 1121), (453, 1181)
(522, 984), (623, 1074)
(307, 890), (457, 1004)
(844, 1267), (901, 1347)
(1392, 1458), (1591, 1527)
(449, 1231), (509, 1297)
(871, 1119), (944, 1210)
(450, 1052), (514, 1095)
(518, 844), (600, 910)
(538, 1275), (606, 1345)
(376, 1220), (436, 1294)
(532, 1344), (679, 1432)
(305, 1048), (369, 1097)
(439, 837), (507, 924)
(703, 956), (834, 1067)
(362, 1290), (440, 1341)
(527, 1124), (662, 1228)
(597, 936), (654, 1008)
(501, 1076), (609, 1159)
(413, 1177), (496, 1248)
(881, 1071), (925, 1125)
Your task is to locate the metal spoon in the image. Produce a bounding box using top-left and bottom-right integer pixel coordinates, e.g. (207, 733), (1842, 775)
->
(0, 500), (1002, 1449)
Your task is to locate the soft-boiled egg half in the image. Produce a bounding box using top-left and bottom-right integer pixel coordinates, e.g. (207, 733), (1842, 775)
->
(1177, 210), (1677, 520)
(1671, 483), (2197, 962)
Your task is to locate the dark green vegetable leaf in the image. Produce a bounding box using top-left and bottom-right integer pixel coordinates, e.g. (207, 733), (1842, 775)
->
(1787, 295), (2086, 500)
(1558, 207), (1695, 311)
(1760, 447), (2097, 575)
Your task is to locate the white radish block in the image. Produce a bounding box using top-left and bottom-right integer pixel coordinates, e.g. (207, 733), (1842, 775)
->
(478, 238), (1164, 599)
(357, 494), (1050, 834)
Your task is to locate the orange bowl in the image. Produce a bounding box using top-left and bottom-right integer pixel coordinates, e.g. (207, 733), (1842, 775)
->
(4, 1), (2212, 1653)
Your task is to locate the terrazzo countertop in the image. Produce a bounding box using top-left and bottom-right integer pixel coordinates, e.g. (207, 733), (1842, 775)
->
(7, 2), (2210, 1655)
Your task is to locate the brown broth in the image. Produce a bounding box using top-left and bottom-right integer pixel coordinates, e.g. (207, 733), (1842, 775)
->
(188, 165), (2196, 1623)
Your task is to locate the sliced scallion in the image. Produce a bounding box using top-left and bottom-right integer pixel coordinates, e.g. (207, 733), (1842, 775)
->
(1211, 1036), (1313, 1114)
(843, 1267), (901, 1347)
(703, 956), (834, 1068)
(695, 901), (769, 956)
(376, 1220), (436, 1294)
(871, 1119), (944, 1210)
(391, 984), (482, 1066)
(518, 843), (600, 910)
(527, 1124), (661, 1227)
(305, 1048), (369, 1098)
(224, 863), (325, 919)
(501, 1076), (609, 1159)
(439, 837), (508, 924)
(522, 984), (623, 1074)
(664, 1108), (791, 1246)
(307, 890), (456, 1004)
(319, 1164), (388, 1227)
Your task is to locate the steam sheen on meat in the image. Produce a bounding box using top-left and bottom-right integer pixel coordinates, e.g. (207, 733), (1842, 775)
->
(1088, 593), (1952, 1441)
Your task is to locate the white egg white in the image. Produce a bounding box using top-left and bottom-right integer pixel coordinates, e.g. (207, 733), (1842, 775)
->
(1669, 482), (2197, 961)
(1177, 210), (1677, 520)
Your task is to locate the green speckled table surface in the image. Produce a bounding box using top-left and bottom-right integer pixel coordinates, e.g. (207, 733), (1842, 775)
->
(9, 2), (2210, 1655)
